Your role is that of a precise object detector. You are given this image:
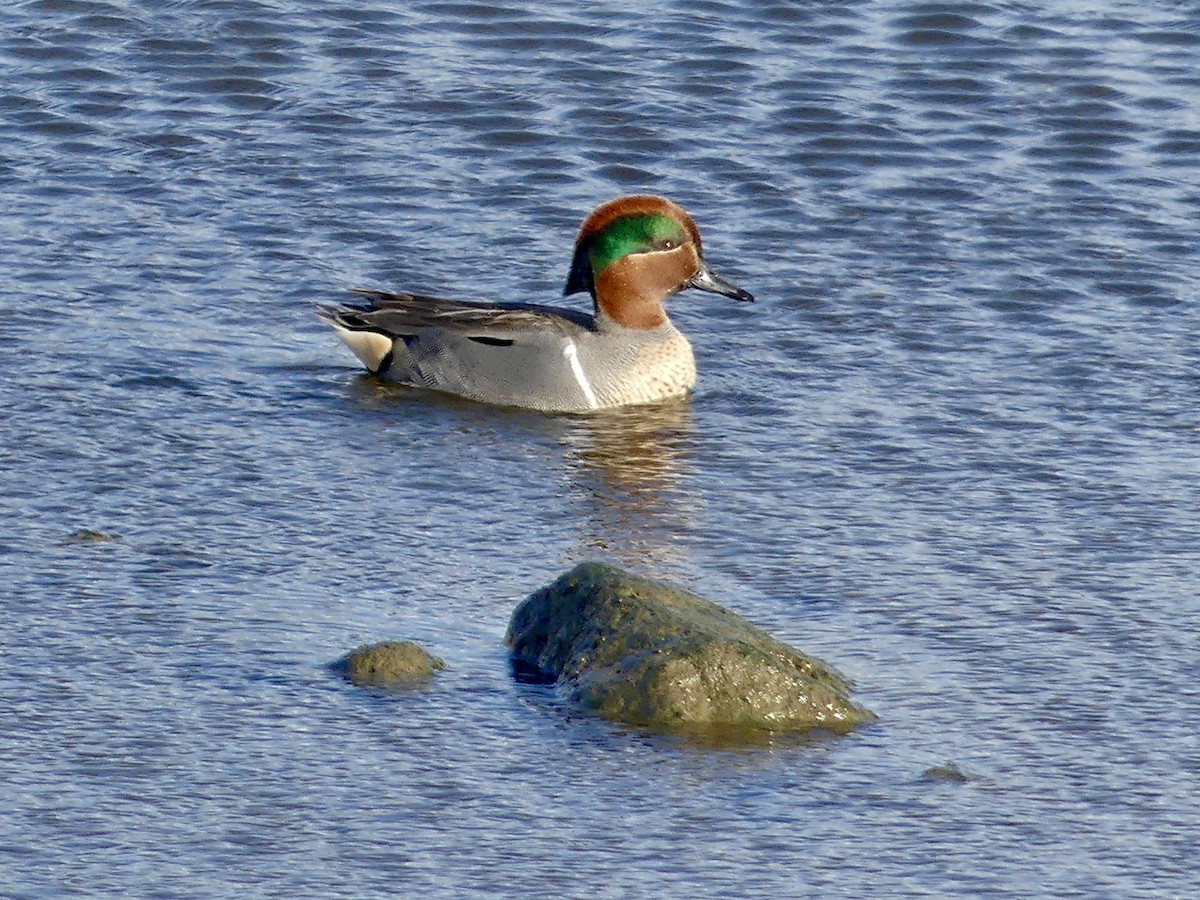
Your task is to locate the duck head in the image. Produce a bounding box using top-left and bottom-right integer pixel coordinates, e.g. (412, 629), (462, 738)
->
(564, 195), (754, 329)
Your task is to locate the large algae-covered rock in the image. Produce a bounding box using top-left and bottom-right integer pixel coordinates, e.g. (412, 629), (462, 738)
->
(506, 562), (875, 734)
(333, 640), (445, 687)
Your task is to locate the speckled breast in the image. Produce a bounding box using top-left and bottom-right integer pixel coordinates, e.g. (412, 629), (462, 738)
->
(594, 333), (696, 408)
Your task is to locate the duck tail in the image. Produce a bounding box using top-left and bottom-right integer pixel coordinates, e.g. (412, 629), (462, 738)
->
(317, 305), (395, 375)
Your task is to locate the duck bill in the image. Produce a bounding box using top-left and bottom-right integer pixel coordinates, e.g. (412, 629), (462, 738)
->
(687, 262), (754, 302)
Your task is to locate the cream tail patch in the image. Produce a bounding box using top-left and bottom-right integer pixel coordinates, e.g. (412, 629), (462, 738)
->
(331, 323), (393, 373)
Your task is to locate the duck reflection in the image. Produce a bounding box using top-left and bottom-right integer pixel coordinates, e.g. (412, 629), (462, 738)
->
(338, 375), (700, 574)
(557, 399), (698, 572)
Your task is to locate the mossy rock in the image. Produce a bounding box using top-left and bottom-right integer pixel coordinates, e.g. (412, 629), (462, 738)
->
(64, 529), (122, 544)
(506, 562), (875, 735)
(334, 640), (445, 687)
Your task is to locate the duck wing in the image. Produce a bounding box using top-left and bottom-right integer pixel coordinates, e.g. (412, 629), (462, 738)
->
(319, 290), (608, 409)
(319, 289), (596, 340)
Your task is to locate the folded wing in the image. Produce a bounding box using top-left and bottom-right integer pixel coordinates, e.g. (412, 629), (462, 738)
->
(318, 290), (602, 410)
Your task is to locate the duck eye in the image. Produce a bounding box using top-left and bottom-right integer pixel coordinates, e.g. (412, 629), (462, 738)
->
(658, 238), (678, 251)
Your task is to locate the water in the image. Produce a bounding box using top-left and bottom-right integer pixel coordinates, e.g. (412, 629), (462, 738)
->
(2, 1), (1199, 896)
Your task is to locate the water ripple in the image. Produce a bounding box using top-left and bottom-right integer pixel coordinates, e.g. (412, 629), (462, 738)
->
(2, 1), (1199, 897)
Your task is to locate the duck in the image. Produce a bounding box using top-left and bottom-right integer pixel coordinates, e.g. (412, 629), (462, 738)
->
(318, 194), (753, 413)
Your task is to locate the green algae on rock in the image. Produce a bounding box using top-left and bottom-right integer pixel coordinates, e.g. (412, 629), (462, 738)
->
(506, 562), (875, 735)
(64, 529), (122, 544)
(334, 640), (445, 687)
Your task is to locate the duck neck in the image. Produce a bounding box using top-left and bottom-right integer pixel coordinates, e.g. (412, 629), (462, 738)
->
(591, 258), (673, 330)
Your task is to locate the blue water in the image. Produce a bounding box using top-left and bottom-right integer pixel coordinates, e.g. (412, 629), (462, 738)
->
(2, 1), (1198, 897)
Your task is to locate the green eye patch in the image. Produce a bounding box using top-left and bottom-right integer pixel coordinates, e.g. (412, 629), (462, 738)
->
(588, 214), (688, 276)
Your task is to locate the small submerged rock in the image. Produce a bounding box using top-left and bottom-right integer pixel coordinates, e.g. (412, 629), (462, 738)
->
(921, 762), (971, 783)
(506, 562), (875, 735)
(333, 640), (445, 687)
(64, 529), (122, 544)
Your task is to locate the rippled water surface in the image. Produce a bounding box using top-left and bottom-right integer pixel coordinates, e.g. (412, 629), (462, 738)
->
(3, 1), (1199, 897)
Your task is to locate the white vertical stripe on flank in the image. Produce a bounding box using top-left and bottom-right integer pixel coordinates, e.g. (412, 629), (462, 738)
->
(562, 340), (599, 409)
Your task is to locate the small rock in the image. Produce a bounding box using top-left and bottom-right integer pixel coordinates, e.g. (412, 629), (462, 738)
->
(921, 762), (971, 783)
(333, 640), (445, 687)
(64, 529), (122, 544)
(506, 562), (875, 735)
